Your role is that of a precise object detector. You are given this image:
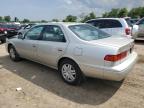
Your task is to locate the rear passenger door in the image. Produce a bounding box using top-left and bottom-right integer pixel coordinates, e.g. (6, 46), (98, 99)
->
(37, 25), (68, 67)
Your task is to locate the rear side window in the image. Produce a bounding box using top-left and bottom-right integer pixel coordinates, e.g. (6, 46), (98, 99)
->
(69, 24), (111, 41)
(87, 19), (122, 28)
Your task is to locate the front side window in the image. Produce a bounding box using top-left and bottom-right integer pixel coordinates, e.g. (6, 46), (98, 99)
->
(42, 25), (66, 42)
(69, 24), (111, 41)
(25, 26), (44, 40)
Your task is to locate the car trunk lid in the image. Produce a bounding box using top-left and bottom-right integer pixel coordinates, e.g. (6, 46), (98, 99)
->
(88, 36), (134, 66)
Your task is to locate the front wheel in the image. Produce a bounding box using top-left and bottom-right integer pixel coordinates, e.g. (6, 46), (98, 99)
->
(59, 59), (84, 85)
(9, 46), (21, 62)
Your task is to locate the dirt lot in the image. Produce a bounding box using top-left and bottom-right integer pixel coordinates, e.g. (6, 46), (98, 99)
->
(0, 41), (144, 108)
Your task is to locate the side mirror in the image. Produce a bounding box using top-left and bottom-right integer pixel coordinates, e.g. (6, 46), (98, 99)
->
(25, 25), (31, 29)
(18, 34), (24, 39)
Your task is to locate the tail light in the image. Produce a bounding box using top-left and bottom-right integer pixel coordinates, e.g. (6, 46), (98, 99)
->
(104, 51), (127, 62)
(125, 28), (131, 35)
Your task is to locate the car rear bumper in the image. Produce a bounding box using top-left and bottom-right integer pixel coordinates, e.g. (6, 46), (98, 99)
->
(103, 52), (138, 81)
(80, 52), (138, 81)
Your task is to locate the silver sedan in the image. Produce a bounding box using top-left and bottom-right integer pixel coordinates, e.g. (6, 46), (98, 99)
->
(6, 23), (138, 85)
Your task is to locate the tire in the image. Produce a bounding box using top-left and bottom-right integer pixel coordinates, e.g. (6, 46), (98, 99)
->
(9, 46), (21, 62)
(59, 59), (84, 85)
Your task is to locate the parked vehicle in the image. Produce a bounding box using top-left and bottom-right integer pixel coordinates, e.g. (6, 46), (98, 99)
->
(6, 23), (137, 85)
(0, 34), (6, 43)
(6, 24), (20, 37)
(132, 17), (144, 40)
(0, 24), (8, 35)
(0, 24), (20, 38)
(130, 19), (139, 25)
(86, 18), (132, 37)
(18, 24), (36, 35)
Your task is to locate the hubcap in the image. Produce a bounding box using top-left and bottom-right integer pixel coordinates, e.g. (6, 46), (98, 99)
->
(10, 48), (15, 59)
(61, 64), (76, 82)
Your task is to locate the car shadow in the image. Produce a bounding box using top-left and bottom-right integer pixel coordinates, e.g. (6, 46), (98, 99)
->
(0, 55), (123, 105)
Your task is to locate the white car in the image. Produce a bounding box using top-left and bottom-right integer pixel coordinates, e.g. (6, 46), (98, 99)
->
(6, 23), (138, 85)
(86, 18), (132, 38)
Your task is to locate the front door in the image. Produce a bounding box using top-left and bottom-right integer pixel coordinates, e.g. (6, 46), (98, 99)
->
(15, 25), (44, 61)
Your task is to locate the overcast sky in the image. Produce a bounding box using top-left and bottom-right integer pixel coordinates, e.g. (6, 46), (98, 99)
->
(0, 0), (144, 21)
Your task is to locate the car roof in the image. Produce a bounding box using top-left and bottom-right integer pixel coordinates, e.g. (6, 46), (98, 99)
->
(34, 22), (86, 27)
(86, 18), (125, 22)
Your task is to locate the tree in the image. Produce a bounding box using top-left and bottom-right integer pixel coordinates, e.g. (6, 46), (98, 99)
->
(4, 16), (11, 22)
(102, 12), (109, 18)
(118, 8), (128, 17)
(81, 12), (96, 22)
(128, 7), (144, 18)
(89, 12), (96, 19)
(63, 15), (77, 22)
(108, 8), (119, 17)
(0, 16), (3, 22)
(23, 19), (30, 23)
(52, 19), (59, 22)
(102, 8), (119, 18)
(140, 7), (144, 18)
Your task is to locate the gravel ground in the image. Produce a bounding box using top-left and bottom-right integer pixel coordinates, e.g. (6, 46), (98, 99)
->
(0, 41), (144, 108)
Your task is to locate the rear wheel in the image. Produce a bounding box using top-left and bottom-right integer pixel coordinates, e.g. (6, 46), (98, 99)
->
(9, 46), (21, 62)
(59, 59), (84, 85)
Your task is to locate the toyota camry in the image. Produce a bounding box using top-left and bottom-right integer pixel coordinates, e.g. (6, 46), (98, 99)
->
(5, 23), (138, 85)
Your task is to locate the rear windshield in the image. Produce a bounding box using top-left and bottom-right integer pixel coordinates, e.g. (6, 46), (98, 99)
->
(69, 24), (111, 41)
